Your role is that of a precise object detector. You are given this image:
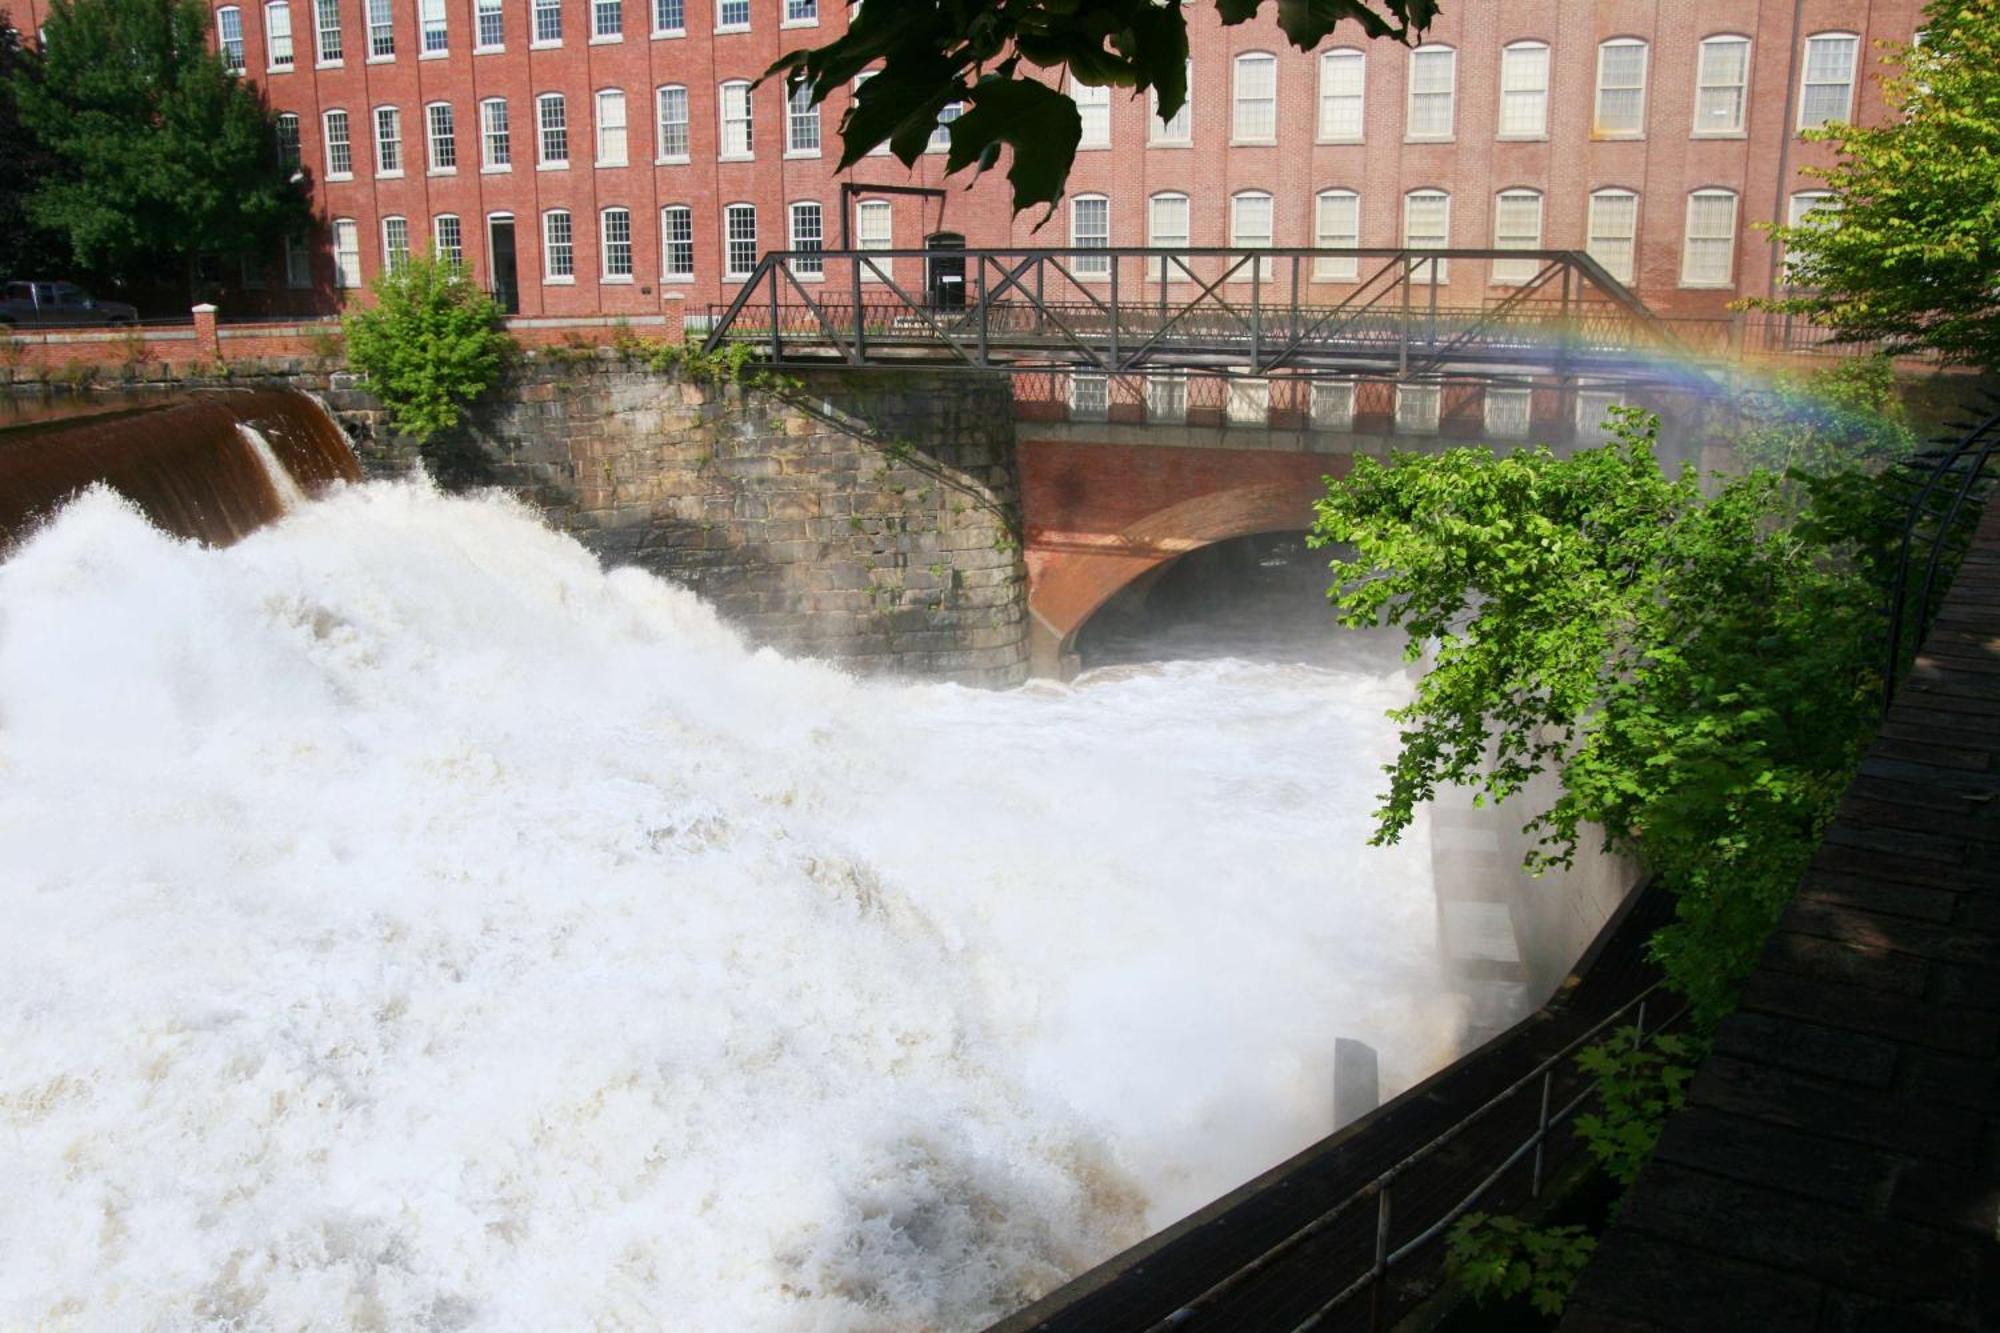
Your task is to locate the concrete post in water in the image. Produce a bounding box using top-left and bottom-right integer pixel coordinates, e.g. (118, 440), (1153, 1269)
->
(192, 304), (220, 363)
(1333, 1037), (1380, 1130)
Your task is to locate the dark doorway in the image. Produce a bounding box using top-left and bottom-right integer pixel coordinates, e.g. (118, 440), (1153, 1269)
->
(926, 232), (966, 309)
(488, 215), (520, 315)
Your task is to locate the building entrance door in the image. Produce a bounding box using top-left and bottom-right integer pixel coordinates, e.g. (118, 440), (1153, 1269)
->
(926, 232), (966, 309)
(488, 215), (520, 314)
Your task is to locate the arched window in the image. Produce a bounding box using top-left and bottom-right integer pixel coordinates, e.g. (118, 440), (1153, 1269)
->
(536, 92), (568, 165)
(479, 98), (510, 168)
(1147, 191), (1189, 282)
(1587, 188), (1639, 284)
(723, 202), (757, 279)
(264, 1), (294, 68)
(373, 104), (402, 174)
(1071, 193), (1110, 276)
(322, 108), (352, 177)
(719, 79), (753, 158)
(1595, 38), (1649, 136)
(215, 6), (245, 70)
(1800, 32), (1859, 128)
(1694, 35), (1750, 134)
(854, 198), (890, 280)
(1492, 188), (1542, 283)
(1149, 61), (1191, 144)
(594, 88), (627, 165)
(275, 112), (301, 168)
(1071, 75), (1111, 148)
(432, 213), (462, 266)
(1402, 188), (1450, 283)
(1318, 48), (1364, 142)
(1498, 41), (1548, 137)
(600, 207), (633, 279)
(380, 215), (410, 272)
(425, 101), (455, 171)
(1230, 189), (1274, 280)
(787, 83), (820, 155)
(313, 0), (341, 62)
(1406, 44), (1454, 140)
(1314, 189), (1360, 280)
(656, 85), (689, 160)
(1785, 191), (1839, 283)
(788, 200), (824, 277)
(661, 204), (693, 278)
(542, 209), (575, 280)
(331, 218), (361, 288)
(1232, 52), (1277, 141)
(1681, 188), (1738, 286)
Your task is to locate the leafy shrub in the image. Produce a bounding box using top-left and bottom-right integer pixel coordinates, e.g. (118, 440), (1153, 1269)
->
(1573, 1029), (1698, 1185)
(1445, 1213), (1597, 1318)
(342, 256), (510, 441)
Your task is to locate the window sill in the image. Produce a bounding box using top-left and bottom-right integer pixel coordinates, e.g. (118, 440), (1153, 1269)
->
(779, 17), (817, 28)
(1691, 129), (1748, 140)
(589, 32), (621, 43)
(326, 171), (354, 182)
(420, 47), (447, 58)
(784, 148), (822, 160)
(1228, 138), (1278, 148)
(366, 53), (395, 63)
(536, 161), (569, 171)
(787, 272), (824, 283)
(718, 152), (753, 163)
(657, 154), (691, 165)
(1148, 139), (1192, 149)
(651, 27), (683, 38)
(267, 63), (295, 74)
(1679, 281), (1735, 290)
(1316, 136), (1364, 146)
(723, 272), (754, 282)
(475, 43), (503, 53)
(661, 274), (693, 284)
(1494, 133), (1547, 142)
(1077, 142), (1110, 151)
(715, 22), (748, 34)
(376, 168), (404, 179)
(601, 274), (634, 284)
(529, 37), (560, 48)
(316, 58), (343, 68)
(1592, 132), (1646, 141)
(1403, 135), (1454, 144)
(595, 158), (630, 169)
(428, 167), (457, 177)
(545, 275), (576, 285)
(481, 163), (512, 174)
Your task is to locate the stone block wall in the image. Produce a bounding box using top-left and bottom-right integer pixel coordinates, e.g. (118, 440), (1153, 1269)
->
(333, 357), (1031, 688)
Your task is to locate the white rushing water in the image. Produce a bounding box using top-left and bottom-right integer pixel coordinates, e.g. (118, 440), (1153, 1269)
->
(0, 481), (1458, 1332)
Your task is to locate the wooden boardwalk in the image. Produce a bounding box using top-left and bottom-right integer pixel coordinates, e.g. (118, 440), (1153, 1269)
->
(1561, 505), (2000, 1332)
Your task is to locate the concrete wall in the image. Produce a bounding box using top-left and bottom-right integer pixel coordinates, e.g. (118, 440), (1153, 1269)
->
(332, 358), (1033, 687)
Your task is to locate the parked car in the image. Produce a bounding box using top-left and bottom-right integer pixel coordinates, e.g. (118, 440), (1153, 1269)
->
(0, 281), (139, 327)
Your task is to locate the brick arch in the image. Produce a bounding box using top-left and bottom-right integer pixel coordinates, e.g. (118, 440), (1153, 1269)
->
(1027, 479), (1328, 676)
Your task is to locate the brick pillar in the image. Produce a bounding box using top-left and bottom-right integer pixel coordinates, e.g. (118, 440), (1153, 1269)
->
(192, 303), (219, 362)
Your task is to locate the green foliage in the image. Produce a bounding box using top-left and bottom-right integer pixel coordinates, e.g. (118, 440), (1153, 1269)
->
(767, 1), (1438, 214)
(1573, 1029), (1699, 1185)
(1445, 1213), (1597, 1318)
(606, 327), (792, 389)
(1732, 354), (1917, 480)
(342, 256), (510, 442)
(1313, 411), (1892, 1022)
(1755, 4), (2000, 365)
(7, 0), (309, 288)
(0, 23), (68, 281)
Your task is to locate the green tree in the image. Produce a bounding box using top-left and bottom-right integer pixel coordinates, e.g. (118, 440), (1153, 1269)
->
(1731, 354), (1916, 480)
(8, 0), (308, 292)
(342, 256), (511, 443)
(0, 20), (69, 281)
(1757, 3), (2000, 365)
(769, 0), (1444, 214)
(1312, 413), (1889, 1021)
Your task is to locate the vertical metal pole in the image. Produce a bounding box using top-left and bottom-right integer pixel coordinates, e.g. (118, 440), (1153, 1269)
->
(976, 258), (989, 366)
(1427, 257), (1439, 352)
(1531, 1069), (1553, 1199)
(1370, 1184), (1392, 1332)
(1109, 253), (1121, 371)
(1290, 252), (1301, 347)
(1035, 258), (1045, 337)
(768, 263), (782, 363)
(1398, 256), (1411, 376)
(1251, 254), (1263, 372)
(851, 254), (866, 360)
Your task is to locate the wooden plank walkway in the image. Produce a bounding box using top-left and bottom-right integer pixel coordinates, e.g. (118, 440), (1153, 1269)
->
(1561, 505), (2000, 1333)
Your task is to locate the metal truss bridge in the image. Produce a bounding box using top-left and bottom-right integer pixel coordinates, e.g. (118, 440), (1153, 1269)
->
(700, 247), (1717, 392)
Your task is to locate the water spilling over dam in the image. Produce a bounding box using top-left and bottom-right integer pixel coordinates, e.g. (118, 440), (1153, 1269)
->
(0, 390), (1484, 1329)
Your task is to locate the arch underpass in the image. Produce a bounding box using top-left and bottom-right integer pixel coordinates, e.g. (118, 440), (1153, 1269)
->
(1019, 438), (1344, 676)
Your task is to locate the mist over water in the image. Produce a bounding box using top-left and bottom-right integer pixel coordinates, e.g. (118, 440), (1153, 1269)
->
(0, 482), (1454, 1330)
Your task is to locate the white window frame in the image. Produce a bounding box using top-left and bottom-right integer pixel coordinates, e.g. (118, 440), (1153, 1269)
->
(719, 79), (753, 159)
(600, 206), (633, 280)
(1311, 380), (1355, 430)
(782, 0), (815, 26)
(475, 0), (502, 49)
(854, 198), (891, 280)
(332, 217), (361, 288)
(365, 0), (392, 58)
(928, 101), (962, 153)
(1799, 32), (1859, 130)
(594, 88), (627, 166)
(380, 215), (410, 273)
(1402, 189), (1450, 284)
(264, 0), (294, 69)
(1491, 189), (1542, 284)
(788, 200), (823, 279)
(323, 107), (352, 178)
(1147, 191), (1189, 283)
(1396, 381), (1440, 434)
(1070, 372), (1108, 421)
(1680, 188), (1738, 288)
(1785, 191), (1839, 284)
(656, 85), (689, 161)
(652, 0), (681, 35)
(1314, 189), (1359, 281)
(786, 83), (821, 156)
(1406, 44), (1455, 141)
(1594, 38), (1649, 137)
(1072, 77), (1111, 149)
(276, 111), (302, 168)
(723, 202), (757, 280)
(1232, 52), (1277, 143)
(661, 204), (693, 279)
(1693, 35), (1750, 136)
(532, 0), (560, 45)
(1587, 188), (1639, 285)
(216, 6), (245, 70)
(1149, 60), (1191, 145)
(715, 0), (747, 32)
(1226, 376), (1270, 426)
(537, 92), (568, 167)
(1498, 41), (1548, 138)
(1146, 372), (1186, 423)
(373, 104), (402, 176)
(425, 100), (456, 173)
(313, 0), (341, 64)
(418, 0), (445, 53)
(1229, 190), (1274, 282)
(1317, 48), (1364, 142)
(1071, 194), (1111, 278)
(433, 212), (463, 267)
(1484, 386), (1531, 439)
(1576, 389), (1622, 443)
(480, 97), (510, 170)
(542, 208), (574, 282)
(591, 0), (620, 40)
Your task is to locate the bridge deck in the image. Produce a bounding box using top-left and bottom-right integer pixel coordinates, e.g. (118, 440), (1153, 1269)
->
(1560, 504), (2000, 1332)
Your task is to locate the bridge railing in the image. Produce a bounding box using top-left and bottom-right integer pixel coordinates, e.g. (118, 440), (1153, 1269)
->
(701, 247), (1712, 390)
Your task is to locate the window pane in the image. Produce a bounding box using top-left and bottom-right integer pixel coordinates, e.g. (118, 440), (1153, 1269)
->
(1696, 37), (1748, 133)
(1314, 191), (1359, 280)
(1146, 373), (1186, 421)
(276, 113), (301, 167)
(544, 210), (573, 277)
(1800, 34), (1857, 128)
(725, 204), (757, 277)
(476, 0), (501, 45)
(266, 2), (293, 68)
(662, 205), (693, 277)
(1070, 373), (1107, 420)
(1071, 196), (1110, 276)
(420, 0), (445, 50)
(533, 0), (560, 43)
(1230, 193), (1274, 280)
(366, 0), (392, 55)
(427, 102), (455, 169)
(1072, 79), (1110, 147)
(217, 7), (244, 70)
(1492, 191), (1541, 283)
(1396, 382), (1439, 433)
(657, 85), (689, 158)
(595, 89), (626, 164)
(481, 99), (510, 166)
(1408, 46), (1454, 138)
(1233, 54), (1276, 141)
(592, 0), (618, 37)
(314, 0), (341, 61)
(375, 106), (401, 172)
(1319, 49), (1364, 140)
(789, 201), (823, 277)
(788, 84), (821, 154)
(1681, 191), (1737, 285)
(601, 208), (632, 277)
(1484, 386), (1531, 439)
(1499, 43), (1547, 137)
(856, 199), (890, 278)
(653, 0), (681, 30)
(433, 214), (462, 265)
(1311, 381), (1354, 429)
(324, 109), (351, 174)
(1147, 193), (1188, 282)
(382, 216), (410, 271)
(1595, 41), (1648, 135)
(1151, 60), (1191, 143)
(1587, 191), (1638, 284)
(1227, 376), (1269, 425)
(1403, 191), (1449, 283)
(539, 94), (567, 163)
(721, 81), (752, 156)
(333, 218), (361, 287)
(718, 0), (747, 26)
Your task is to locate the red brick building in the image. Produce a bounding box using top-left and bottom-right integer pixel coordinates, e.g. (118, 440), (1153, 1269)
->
(14, 0), (1925, 322)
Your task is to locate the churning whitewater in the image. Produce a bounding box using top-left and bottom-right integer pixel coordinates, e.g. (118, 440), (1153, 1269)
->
(0, 480), (1455, 1332)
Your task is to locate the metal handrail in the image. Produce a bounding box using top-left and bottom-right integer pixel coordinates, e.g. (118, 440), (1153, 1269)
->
(1146, 982), (1688, 1333)
(1882, 404), (2000, 709)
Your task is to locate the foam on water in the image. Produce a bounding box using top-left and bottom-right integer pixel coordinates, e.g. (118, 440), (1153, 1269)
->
(0, 480), (1457, 1331)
